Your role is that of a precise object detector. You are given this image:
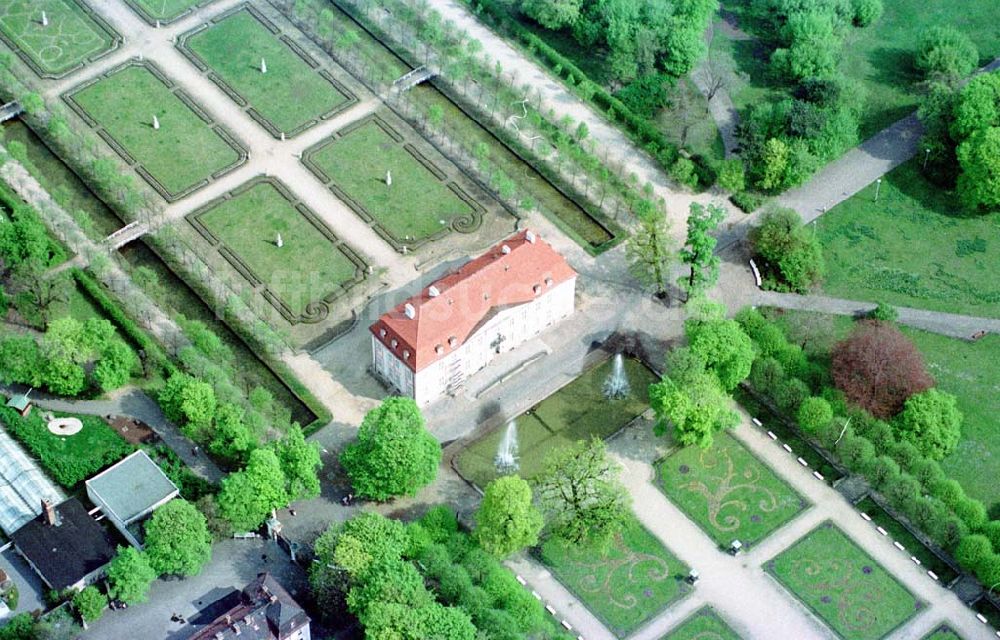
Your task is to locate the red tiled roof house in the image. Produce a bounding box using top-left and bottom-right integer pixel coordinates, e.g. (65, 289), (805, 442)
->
(370, 230), (577, 406)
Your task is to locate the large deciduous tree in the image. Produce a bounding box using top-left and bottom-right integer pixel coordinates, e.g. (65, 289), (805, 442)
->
(649, 368), (739, 448)
(831, 320), (934, 418)
(893, 388), (962, 460)
(218, 448), (288, 532)
(272, 424), (323, 501)
(625, 201), (675, 298)
(475, 476), (544, 557)
(340, 398), (441, 501)
(106, 546), (157, 605)
(534, 438), (629, 546)
(956, 126), (1000, 210)
(749, 207), (824, 292)
(520, 0), (582, 30)
(915, 26), (979, 84)
(684, 317), (755, 391)
(679, 203), (724, 300)
(144, 499), (212, 577)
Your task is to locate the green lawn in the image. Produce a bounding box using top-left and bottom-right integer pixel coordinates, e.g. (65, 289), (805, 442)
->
(906, 330), (1000, 513)
(661, 607), (741, 640)
(306, 118), (478, 245)
(0, 0), (115, 77)
(125, 0), (205, 22)
(540, 515), (691, 637)
(920, 623), (963, 640)
(854, 497), (958, 583)
(656, 432), (807, 548)
(817, 161), (1000, 319)
(68, 63), (242, 199)
(185, 9), (351, 135)
(193, 180), (362, 318)
(455, 356), (658, 489)
(767, 522), (921, 640)
(0, 406), (134, 488)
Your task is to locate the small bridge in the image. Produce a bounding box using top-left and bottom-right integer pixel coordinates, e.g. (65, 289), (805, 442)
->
(392, 66), (436, 93)
(104, 221), (148, 250)
(0, 101), (24, 124)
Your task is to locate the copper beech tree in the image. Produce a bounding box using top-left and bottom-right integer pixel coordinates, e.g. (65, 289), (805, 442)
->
(831, 320), (933, 418)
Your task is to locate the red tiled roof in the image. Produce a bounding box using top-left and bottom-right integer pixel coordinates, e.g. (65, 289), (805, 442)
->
(370, 230), (576, 372)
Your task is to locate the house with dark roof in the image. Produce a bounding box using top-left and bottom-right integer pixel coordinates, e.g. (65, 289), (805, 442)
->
(370, 230), (577, 405)
(85, 449), (179, 548)
(186, 573), (311, 640)
(10, 498), (116, 592)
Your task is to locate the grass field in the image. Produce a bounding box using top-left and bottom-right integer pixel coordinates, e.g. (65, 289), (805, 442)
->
(68, 64), (241, 198)
(817, 161), (1000, 319)
(767, 522), (921, 640)
(193, 180), (361, 318)
(126, 0), (204, 22)
(455, 356), (658, 489)
(0, 406), (134, 489)
(661, 607), (741, 640)
(718, 0), (1000, 139)
(854, 497), (958, 584)
(0, 0), (115, 76)
(540, 515), (691, 637)
(185, 9), (351, 135)
(921, 625), (963, 640)
(307, 118), (477, 244)
(656, 432), (807, 548)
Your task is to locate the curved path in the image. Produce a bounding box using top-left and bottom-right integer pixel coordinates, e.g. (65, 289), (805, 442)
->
(0, 384), (223, 484)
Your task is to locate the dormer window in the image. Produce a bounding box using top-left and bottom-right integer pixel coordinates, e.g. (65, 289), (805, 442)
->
(403, 350), (410, 360)
(390, 339), (398, 348)
(533, 284), (541, 295)
(545, 277), (553, 287)
(448, 337), (458, 348)
(435, 345), (444, 355)
(379, 328), (386, 337)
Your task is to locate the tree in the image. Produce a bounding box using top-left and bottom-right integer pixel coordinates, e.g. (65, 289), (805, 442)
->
(915, 26), (979, 83)
(73, 586), (106, 625)
(208, 403), (254, 465)
(955, 534), (992, 572)
(956, 126), (1000, 210)
(520, 0), (582, 30)
(534, 438), (629, 546)
(218, 448), (288, 532)
(832, 320), (934, 418)
(754, 137), (791, 192)
(347, 558), (432, 618)
(625, 203), (674, 298)
(685, 317), (755, 391)
(749, 207), (824, 292)
(11, 260), (72, 328)
(717, 159), (746, 193)
(159, 373), (216, 435)
(797, 396), (833, 432)
(93, 341), (137, 392)
(678, 203), (725, 300)
(273, 425), (322, 501)
(649, 369), (739, 448)
(144, 499), (212, 577)
(851, 0), (882, 26)
(106, 546), (157, 604)
(340, 398), (441, 501)
(893, 388), (962, 460)
(475, 476), (544, 557)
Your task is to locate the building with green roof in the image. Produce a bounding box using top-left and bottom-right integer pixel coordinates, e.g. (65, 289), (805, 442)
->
(85, 449), (179, 548)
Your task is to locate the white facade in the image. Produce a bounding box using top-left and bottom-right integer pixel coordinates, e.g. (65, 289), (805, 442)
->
(372, 277), (575, 406)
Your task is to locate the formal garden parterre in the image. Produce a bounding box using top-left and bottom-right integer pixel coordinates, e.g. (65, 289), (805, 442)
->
(123, 0), (216, 25)
(540, 515), (692, 638)
(921, 623), (964, 640)
(178, 4), (358, 138)
(0, 0), (119, 79)
(656, 431), (809, 549)
(63, 59), (246, 201)
(766, 522), (922, 640)
(304, 112), (513, 252)
(186, 176), (369, 325)
(661, 607), (742, 640)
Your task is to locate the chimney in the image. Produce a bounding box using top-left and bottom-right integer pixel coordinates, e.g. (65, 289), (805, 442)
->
(525, 230), (536, 243)
(215, 633), (224, 640)
(231, 622), (241, 636)
(224, 614), (232, 625)
(404, 303), (416, 319)
(243, 615), (252, 625)
(428, 285), (440, 297)
(41, 500), (57, 526)
(501, 244), (511, 255)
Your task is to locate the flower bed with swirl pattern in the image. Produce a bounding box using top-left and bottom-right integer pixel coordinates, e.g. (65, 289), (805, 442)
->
(660, 606), (741, 640)
(656, 431), (808, 548)
(766, 522), (921, 640)
(540, 515), (691, 637)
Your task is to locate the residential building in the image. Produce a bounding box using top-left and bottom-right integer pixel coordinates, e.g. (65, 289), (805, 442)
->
(370, 230), (577, 405)
(186, 573), (310, 640)
(85, 449), (179, 548)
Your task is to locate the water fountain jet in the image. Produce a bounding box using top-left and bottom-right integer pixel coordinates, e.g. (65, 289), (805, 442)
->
(603, 353), (631, 399)
(494, 419), (519, 474)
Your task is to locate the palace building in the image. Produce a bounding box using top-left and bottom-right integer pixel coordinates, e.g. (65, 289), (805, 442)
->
(370, 230), (577, 406)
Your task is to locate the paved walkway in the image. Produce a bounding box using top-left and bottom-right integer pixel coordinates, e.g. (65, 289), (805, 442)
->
(753, 290), (1000, 339)
(0, 384), (223, 483)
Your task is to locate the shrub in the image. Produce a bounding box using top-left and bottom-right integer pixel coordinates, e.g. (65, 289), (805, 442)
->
(868, 456), (900, 489)
(984, 521), (1000, 553)
(613, 74), (673, 119)
(888, 440), (922, 471)
(73, 585), (106, 624)
(868, 301), (898, 322)
(717, 159), (746, 193)
(954, 498), (988, 531)
(797, 396), (834, 432)
(955, 534), (992, 572)
(931, 478), (966, 509)
(749, 357), (786, 390)
(907, 457), (945, 488)
(915, 26), (979, 82)
(420, 506), (459, 543)
(851, 0), (883, 26)
(731, 190), (765, 213)
(836, 432), (876, 472)
(670, 157), (699, 189)
(774, 377), (810, 413)
(749, 207), (825, 292)
(894, 389), (962, 460)
(883, 473), (921, 514)
(976, 553), (1000, 588)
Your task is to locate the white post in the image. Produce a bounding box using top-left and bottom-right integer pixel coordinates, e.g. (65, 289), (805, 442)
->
(923, 147), (931, 170)
(152, 115), (160, 130)
(260, 57), (267, 74)
(276, 233), (283, 248)
(386, 170), (392, 186)
(280, 132), (285, 141)
(874, 178), (882, 202)
(41, 11), (48, 27)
